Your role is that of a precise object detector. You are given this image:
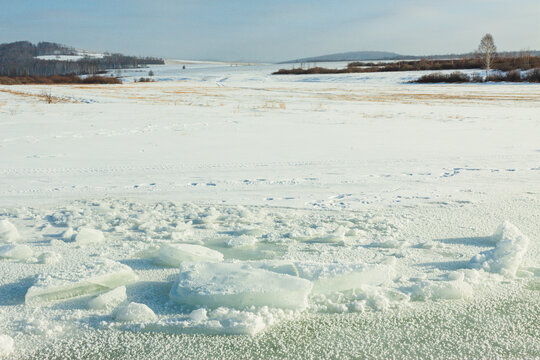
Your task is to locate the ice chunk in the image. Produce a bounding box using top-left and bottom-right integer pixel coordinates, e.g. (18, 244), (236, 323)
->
(88, 286), (127, 310)
(412, 278), (473, 300)
(113, 302), (157, 322)
(157, 243), (223, 267)
(25, 258), (138, 304)
(189, 308), (208, 322)
(170, 262), (312, 310)
(469, 222), (529, 277)
(38, 251), (62, 264)
(0, 219), (19, 243)
(61, 227), (75, 241)
(0, 334), (14, 356)
(224, 235), (258, 248)
(74, 228), (104, 245)
(0, 244), (33, 260)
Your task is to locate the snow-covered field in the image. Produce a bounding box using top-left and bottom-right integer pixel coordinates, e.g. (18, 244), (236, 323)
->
(0, 63), (539, 359)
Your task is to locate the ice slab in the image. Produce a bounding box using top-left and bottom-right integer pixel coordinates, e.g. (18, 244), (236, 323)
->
(25, 258), (138, 304)
(249, 261), (394, 294)
(157, 243), (223, 267)
(88, 286), (127, 310)
(295, 262), (395, 294)
(469, 222), (529, 277)
(0, 334), (14, 356)
(0, 219), (19, 243)
(74, 228), (104, 245)
(113, 302), (157, 322)
(170, 262), (312, 310)
(0, 244), (33, 260)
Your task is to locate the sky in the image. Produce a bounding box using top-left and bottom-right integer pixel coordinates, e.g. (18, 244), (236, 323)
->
(1, 0), (539, 62)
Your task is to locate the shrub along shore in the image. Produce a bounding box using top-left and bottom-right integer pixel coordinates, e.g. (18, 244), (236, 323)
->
(0, 75), (122, 85)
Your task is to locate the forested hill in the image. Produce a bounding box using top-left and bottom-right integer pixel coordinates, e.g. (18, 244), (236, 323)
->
(0, 41), (164, 76)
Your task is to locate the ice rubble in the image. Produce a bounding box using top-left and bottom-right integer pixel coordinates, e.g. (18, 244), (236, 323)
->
(146, 307), (291, 336)
(88, 286), (127, 310)
(25, 258), (138, 304)
(0, 244), (33, 260)
(469, 221), (530, 277)
(0, 219), (19, 243)
(0, 334), (14, 357)
(74, 228), (105, 245)
(113, 302), (157, 322)
(157, 243), (224, 267)
(170, 262), (313, 310)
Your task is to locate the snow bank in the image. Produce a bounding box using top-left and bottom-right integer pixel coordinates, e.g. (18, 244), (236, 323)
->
(0, 219), (19, 243)
(25, 258), (138, 304)
(74, 228), (104, 245)
(0, 244), (33, 260)
(469, 222), (530, 277)
(113, 302), (157, 322)
(170, 262), (313, 310)
(88, 286), (127, 310)
(0, 334), (14, 357)
(157, 243), (223, 267)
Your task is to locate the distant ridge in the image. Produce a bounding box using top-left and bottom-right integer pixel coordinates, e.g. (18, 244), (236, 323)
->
(280, 51), (408, 64)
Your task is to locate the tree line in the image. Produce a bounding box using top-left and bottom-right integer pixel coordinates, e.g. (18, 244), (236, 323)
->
(0, 41), (164, 76)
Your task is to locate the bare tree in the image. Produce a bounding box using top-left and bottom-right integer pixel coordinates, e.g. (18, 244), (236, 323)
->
(478, 34), (497, 81)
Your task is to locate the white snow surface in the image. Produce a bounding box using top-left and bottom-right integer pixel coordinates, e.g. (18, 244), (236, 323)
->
(0, 63), (539, 358)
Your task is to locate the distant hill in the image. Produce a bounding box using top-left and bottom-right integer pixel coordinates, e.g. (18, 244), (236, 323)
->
(280, 51), (409, 64)
(0, 41), (164, 77)
(281, 50), (540, 64)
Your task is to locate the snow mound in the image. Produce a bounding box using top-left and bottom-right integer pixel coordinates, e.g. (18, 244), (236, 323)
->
(75, 228), (104, 245)
(469, 221), (530, 277)
(157, 243), (223, 267)
(25, 258), (138, 304)
(0, 244), (33, 260)
(0, 219), (19, 243)
(113, 302), (157, 322)
(88, 286), (127, 310)
(170, 262), (313, 310)
(0, 334), (14, 356)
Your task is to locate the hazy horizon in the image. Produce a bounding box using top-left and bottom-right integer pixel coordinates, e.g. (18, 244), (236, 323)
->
(1, 0), (540, 62)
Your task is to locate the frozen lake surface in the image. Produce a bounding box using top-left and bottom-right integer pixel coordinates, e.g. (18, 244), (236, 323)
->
(0, 63), (539, 359)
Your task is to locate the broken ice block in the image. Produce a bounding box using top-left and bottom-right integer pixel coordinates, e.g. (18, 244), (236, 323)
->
(170, 262), (312, 310)
(25, 258), (138, 304)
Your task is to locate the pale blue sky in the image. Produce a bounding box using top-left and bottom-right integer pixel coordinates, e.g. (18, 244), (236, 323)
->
(1, 0), (539, 61)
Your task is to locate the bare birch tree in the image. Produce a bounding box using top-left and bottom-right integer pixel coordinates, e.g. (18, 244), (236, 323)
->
(478, 34), (497, 81)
